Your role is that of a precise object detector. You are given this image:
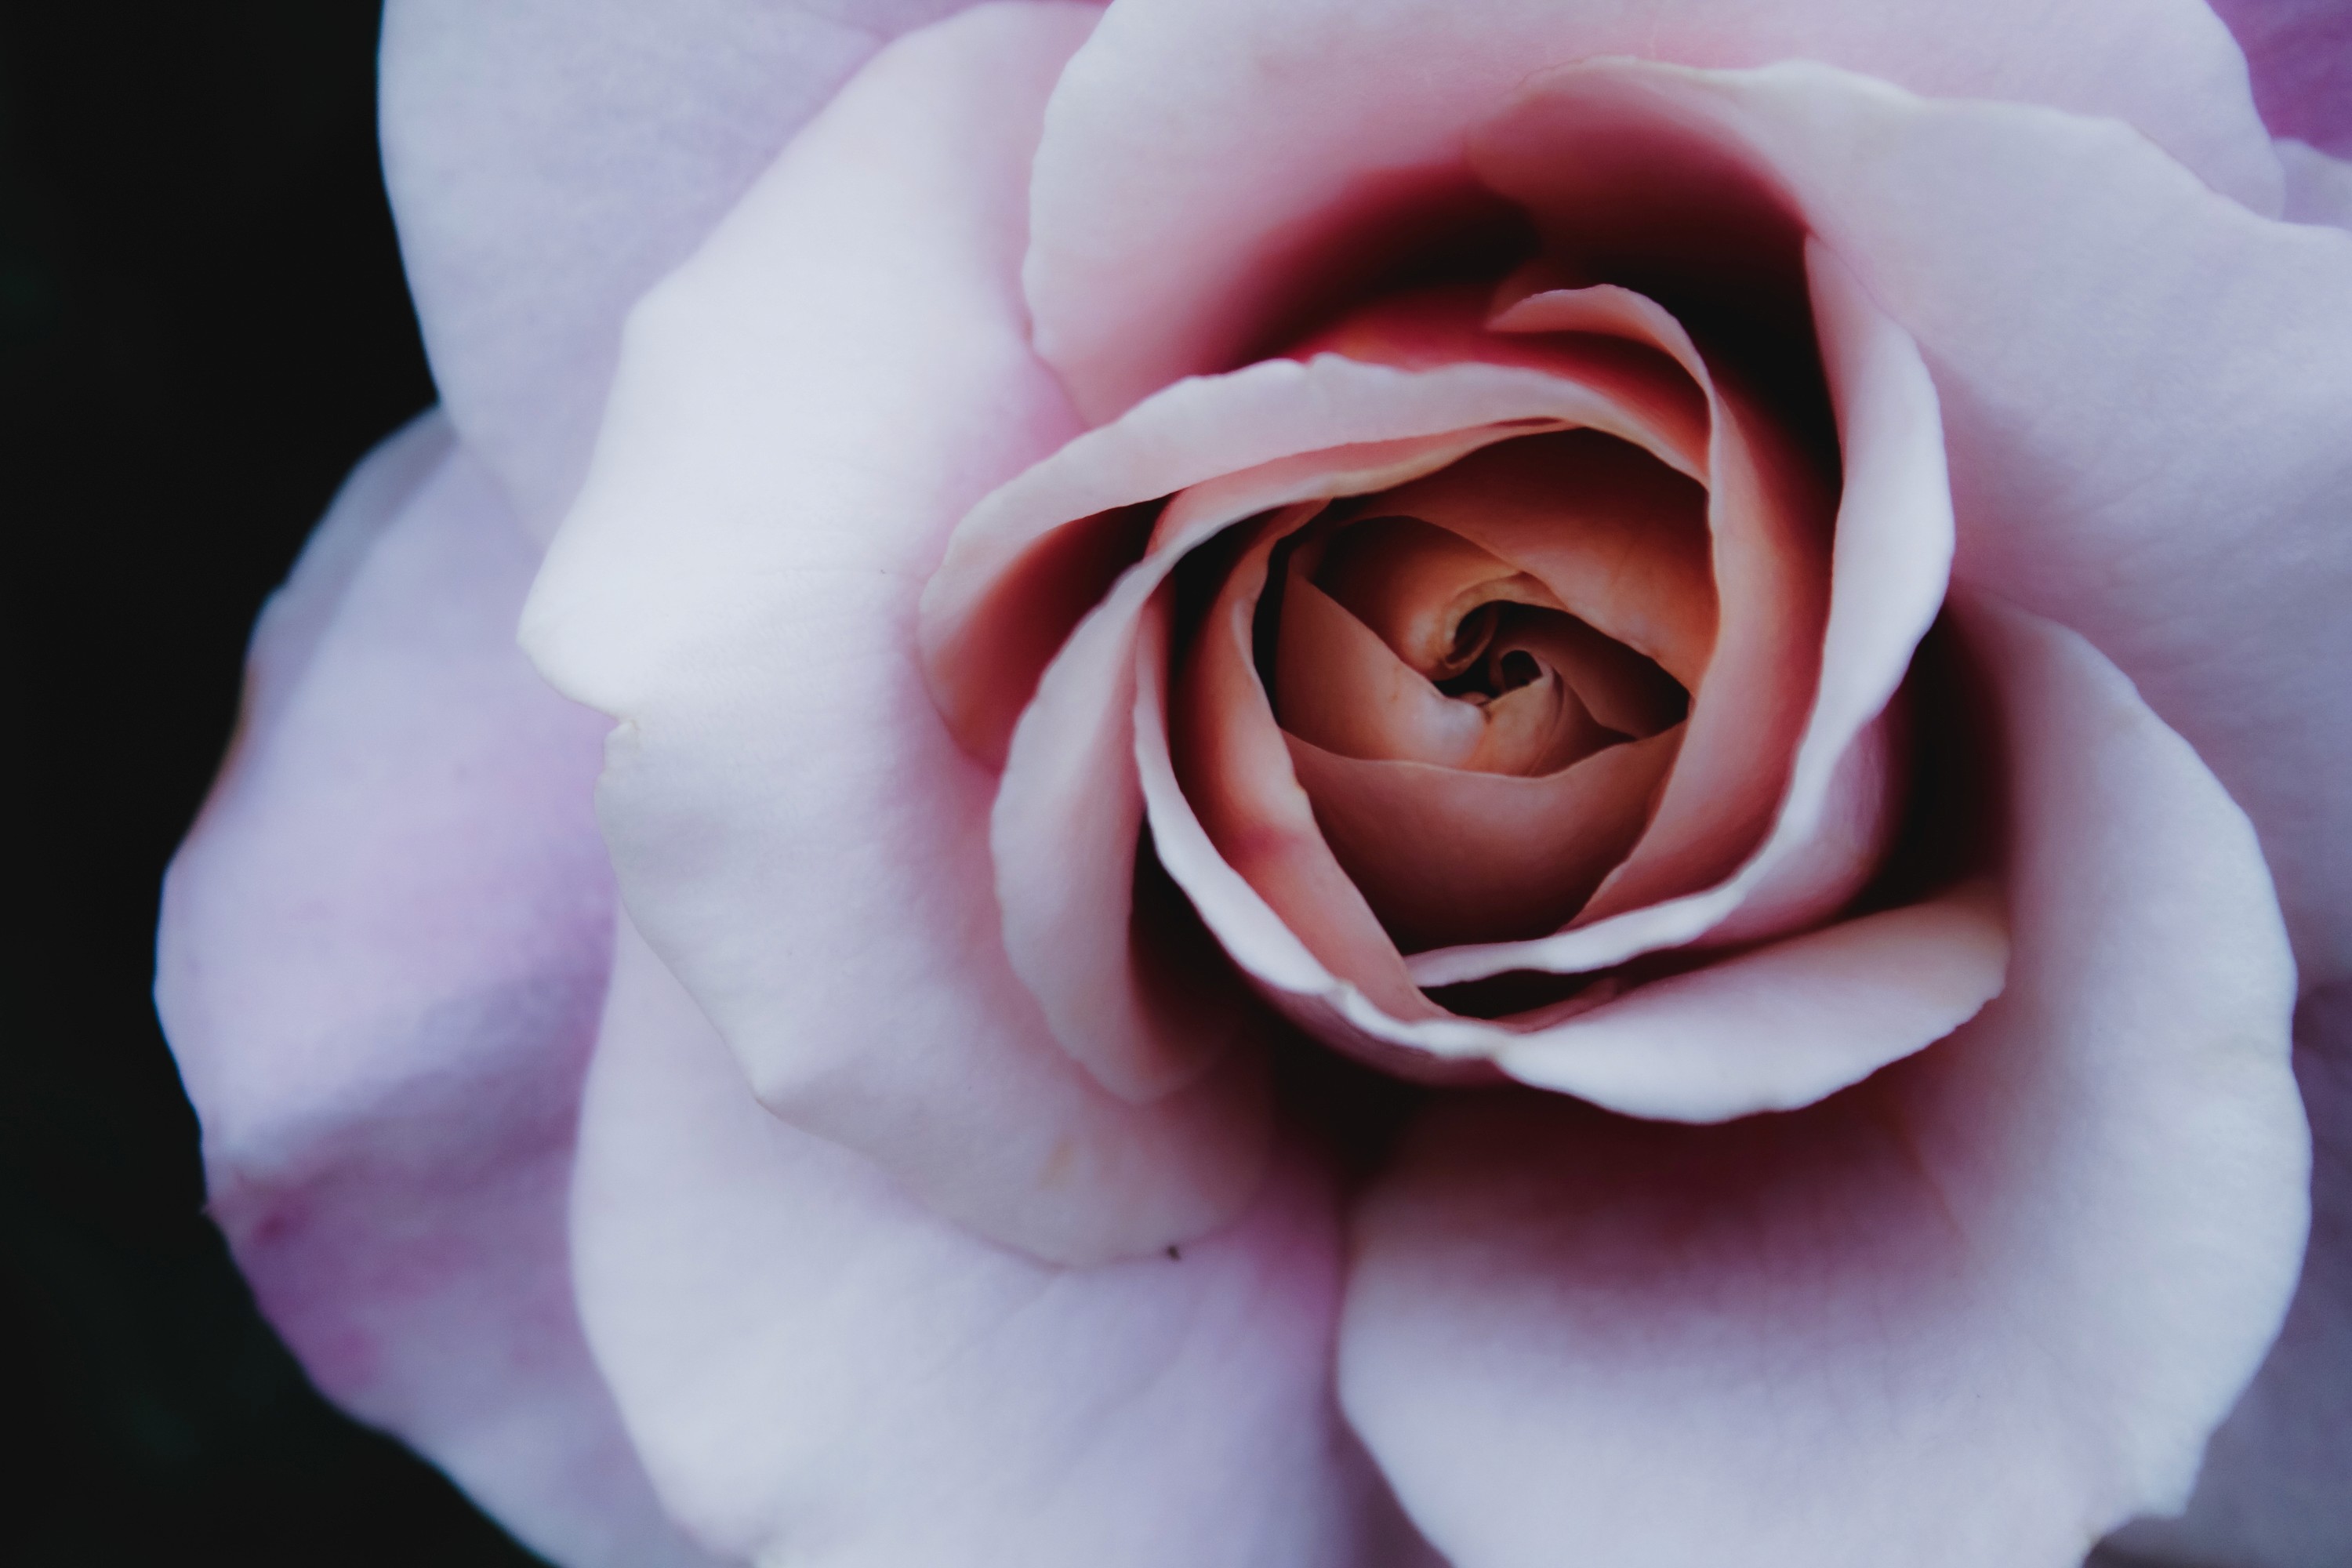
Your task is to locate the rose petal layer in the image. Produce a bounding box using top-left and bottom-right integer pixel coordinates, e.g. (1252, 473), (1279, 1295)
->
(1479, 77), (2352, 1555)
(380, 0), (988, 532)
(969, 307), (1712, 1096)
(1024, 0), (2278, 416)
(1471, 54), (2352, 990)
(523, 2), (1276, 1266)
(155, 417), (717, 1568)
(572, 918), (1431, 1568)
(2109, 978), (2350, 1568)
(1339, 597), (2305, 1568)
(1406, 243), (1950, 987)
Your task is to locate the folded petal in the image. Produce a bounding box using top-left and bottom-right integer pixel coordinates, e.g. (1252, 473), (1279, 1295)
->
(2111, 977), (2352, 1567)
(1286, 729), (1682, 951)
(522, 2), (1281, 1266)
(380, 0), (985, 533)
(960, 307), (1712, 1099)
(1481, 283), (1832, 935)
(924, 289), (1708, 766)
(572, 917), (1426, 1568)
(1025, 0), (2277, 416)
(1339, 597), (2305, 1568)
(1494, 880), (2007, 1119)
(1342, 424), (1715, 693)
(155, 417), (715, 1568)
(1409, 243), (1950, 986)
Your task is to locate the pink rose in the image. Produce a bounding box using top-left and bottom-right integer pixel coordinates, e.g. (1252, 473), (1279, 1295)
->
(157, 2), (2352, 1566)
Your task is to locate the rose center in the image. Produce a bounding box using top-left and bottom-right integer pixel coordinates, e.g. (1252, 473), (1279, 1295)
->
(1279, 507), (1688, 780)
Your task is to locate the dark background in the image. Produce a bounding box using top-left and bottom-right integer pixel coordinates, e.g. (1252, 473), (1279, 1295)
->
(3, 4), (543, 1560)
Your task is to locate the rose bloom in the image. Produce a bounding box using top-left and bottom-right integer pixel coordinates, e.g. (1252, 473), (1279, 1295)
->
(154, 1), (2351, 1565)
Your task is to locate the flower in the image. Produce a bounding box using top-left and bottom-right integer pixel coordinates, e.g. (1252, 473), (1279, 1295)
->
(156, 2), (2352, 1566)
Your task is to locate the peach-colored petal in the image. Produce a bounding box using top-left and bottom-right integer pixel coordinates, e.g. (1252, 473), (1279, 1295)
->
(1276, 542), (1671, 779)
(1137, 590), (1497, 1088)
(1486, 281), (1833, 933)
(524, 2), (1278, 1266)
(1338, 599), (2304, 1568)
(1274, 575), (1494, 771)
(1173, 521), (1438, 1026)
(971, 318), (1718, 1101)
(1024, 0), (2277, 418)
(924, 289), (1707, 766)
(991, 451), (1549, 1104)
(1287, 730), (1682, 952)
(1411, 243), (1951, 987)
(1309, 514), (1564, 684)
(1366, 427), (1716, 690)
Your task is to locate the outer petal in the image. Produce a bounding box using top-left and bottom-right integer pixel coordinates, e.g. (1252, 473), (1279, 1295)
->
(1024, 0), (2278, 416)
(524, 2), (1275, 1266)
(380, 0), (986, 534)
(2208, 0), (2352, 155)
(2111, 977), (2352, 1567)
(1339, 598), (2305, 1568)
(155, 417), (717, 1568)
(2278, 138), (2352, 229)
(572, 916), (1428, 1568)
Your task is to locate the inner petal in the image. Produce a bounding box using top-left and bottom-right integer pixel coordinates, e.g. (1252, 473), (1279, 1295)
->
(1270, 446), (1697, 787)
(1275, 553), (1652, 779)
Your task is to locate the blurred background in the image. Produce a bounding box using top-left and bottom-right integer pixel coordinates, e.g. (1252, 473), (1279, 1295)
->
(3, 4), (543, 1559)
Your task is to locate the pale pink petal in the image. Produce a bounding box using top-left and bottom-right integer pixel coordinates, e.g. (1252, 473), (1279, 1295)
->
(1468, 53), (2352, 1038)
(1410, 244), (1949, 987)
(2108, 985), (2351, 1568)
(1286, 729), (1682, 952)
(156, 418), (715, 1568)
(2278, 138), (2352, 229)
(1340, 598), (2305, 1568)
(1025, 0), (2277, 417)
(524, 4), (1279, 1266)
(1495, 880), (2007, 1119)
(379, 0), (991, 534)
(987, 521), (1290, 1103)
(572, 918), (1430, 1568)
(2208, 0), (2352, 154)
